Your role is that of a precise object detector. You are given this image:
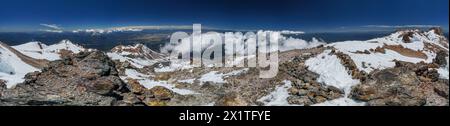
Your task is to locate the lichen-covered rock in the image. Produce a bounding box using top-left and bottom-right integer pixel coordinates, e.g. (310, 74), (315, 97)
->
(125, 78), (146, 94)
(215, 92), (248, 106)
(287, 80), (344, 106)
(154, 73), (171, 81)
(0, 80), (5, 96)
(351, 61), (449, 106)
(150, 86), (174, 100)
(433, 51), (449, 67)
(138, 86), (175, 106)
(0, 51), (138, 106)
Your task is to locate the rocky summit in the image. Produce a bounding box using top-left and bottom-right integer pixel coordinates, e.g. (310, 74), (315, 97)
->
(0, 51), (173, 106)
(1, 51), (126, 105)
(0, 28), (449, 106)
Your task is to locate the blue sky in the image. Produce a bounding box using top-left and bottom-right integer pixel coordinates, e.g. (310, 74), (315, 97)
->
(0, 0), (448, 32)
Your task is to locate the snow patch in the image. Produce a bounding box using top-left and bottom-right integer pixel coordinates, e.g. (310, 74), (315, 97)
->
(312, 98), (366, 106)
(107, 53), (157, 68)
(1, 43), (39, 88)
(305, 50), (360, 94)
(198, 68), (249, 84)
(199, 71), (226, 84)
(177, 79), (195, 84)
(330, 39), (434, 73)
(258, 80), (297, 106)
(139, 79), (196, 95)
(154, 61), (193, 72)
(121, 69), (196, 95)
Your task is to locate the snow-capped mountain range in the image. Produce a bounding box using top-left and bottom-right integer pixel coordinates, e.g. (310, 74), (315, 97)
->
(11, 40), (86, 61)
(1, 28), (448, 106)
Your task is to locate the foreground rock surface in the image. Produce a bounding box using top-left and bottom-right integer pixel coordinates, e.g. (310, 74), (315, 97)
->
(351, 61), (449, 106)
(0, 51), (145, 106)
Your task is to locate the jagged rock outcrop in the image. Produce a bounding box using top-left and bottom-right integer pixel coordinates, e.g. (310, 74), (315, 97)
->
(0, 51), (146, 106)
(123, 78), (178, 106)
(433, 51), (449, 67)
(287, 80), (344, 106)
(351, 61), (449, 106)
(401, 31), (414, 43)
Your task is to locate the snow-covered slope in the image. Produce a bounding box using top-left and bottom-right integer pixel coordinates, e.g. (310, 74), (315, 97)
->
(107, 44), (166, 68)
(120, 69), (196, 95)
(329, 29), (448, 73)
(0, 42), (40, 88)
(12, 40), (86, 61)
(257, 80), (296, 106)
(305, 50), (360, 93)
(304, 28), (449, 106)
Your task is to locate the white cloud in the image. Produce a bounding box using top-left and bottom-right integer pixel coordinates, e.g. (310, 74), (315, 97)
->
(112, 25), (196, 30)
(363, 25), (440, 28)
(40, 24), (62, 30)
(161, 30), (325, 56)
(40, 23), (63, 33)
(279, 30), (305, 35)
(279, 37), (324, 52)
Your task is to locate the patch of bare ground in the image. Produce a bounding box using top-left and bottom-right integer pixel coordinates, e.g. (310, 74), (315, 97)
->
(384, 45), (428, 59)
(371, 44), (428, 59)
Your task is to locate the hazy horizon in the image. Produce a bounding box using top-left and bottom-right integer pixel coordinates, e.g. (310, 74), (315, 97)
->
(0, 0), (448, 33)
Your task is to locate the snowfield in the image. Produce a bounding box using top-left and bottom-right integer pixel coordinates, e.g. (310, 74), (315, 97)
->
(258, 80), (296, 106)
(304, 50), (363, 106)
(312, 97), (366, 106)
(305, 50), (360, 93)
(1, 42), (40, 88)
(199, 68), (249, 84)
(121, 69), (196, 95)
(107, 52), (158, 68)
(12, 40), (86, 61)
